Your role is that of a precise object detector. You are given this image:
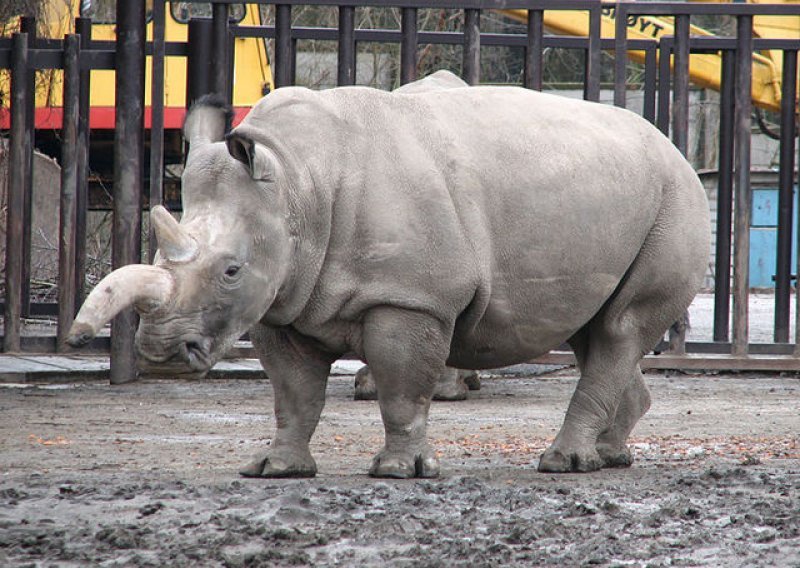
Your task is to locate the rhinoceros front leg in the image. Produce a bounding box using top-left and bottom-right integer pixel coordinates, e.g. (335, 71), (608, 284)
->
(363, 307), (451, 479)
(240, 324), (337, 478)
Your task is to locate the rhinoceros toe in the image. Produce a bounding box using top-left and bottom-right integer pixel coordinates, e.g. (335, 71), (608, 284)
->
(369, 447), (440, 479)
(239, 450), (317, 478)
(537, 446), (604, 473)
(596, 443), (633, 468)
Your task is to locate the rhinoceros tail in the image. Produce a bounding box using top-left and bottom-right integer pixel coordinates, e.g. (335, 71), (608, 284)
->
(184, 94), (234, 146)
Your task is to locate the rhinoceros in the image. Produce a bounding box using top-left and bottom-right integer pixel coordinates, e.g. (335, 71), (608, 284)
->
(68, 75), (709, 478)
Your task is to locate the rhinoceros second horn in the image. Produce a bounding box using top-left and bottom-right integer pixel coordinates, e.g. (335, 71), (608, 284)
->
(151, 205), (198, 263)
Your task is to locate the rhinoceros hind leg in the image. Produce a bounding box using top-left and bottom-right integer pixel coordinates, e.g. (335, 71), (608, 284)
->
(363, 307), (451, 479)
(239, 448), (317, 478)
(596, 367), (651, 468)
(540, 198), (702, 474)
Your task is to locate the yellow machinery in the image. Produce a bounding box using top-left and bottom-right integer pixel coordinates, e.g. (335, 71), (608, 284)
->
(1, 1), (274, 130)
(500, 0), (799, 113)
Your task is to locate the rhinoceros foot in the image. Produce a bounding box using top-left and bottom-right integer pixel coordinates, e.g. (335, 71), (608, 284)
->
(369, 446), (440, 479)
(596, 443), (633, 468)
(353, 366), (378, 401)
(462, 370), (481, 391)
(537, 445), (604, 473)
(239, 449), (317, 478)
(432, 367), (468, 401)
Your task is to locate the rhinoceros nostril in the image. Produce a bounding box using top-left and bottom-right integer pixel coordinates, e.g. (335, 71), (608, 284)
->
(181, 337), (212, 371)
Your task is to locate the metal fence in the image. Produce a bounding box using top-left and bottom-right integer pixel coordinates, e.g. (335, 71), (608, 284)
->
(1, 1), (799, 379)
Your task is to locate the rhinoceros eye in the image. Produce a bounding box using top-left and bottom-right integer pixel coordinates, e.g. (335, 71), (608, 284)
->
(224, 265), (241, 278)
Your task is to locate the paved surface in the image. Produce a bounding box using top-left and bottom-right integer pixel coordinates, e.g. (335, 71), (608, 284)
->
(0, 293), (794, 382)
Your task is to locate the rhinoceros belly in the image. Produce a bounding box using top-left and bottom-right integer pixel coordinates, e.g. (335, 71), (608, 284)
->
(447, 271), (622, 369)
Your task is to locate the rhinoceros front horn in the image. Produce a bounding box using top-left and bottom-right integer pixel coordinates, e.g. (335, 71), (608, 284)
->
(151, 205), (198, 263)
(66, 265), (175, 348)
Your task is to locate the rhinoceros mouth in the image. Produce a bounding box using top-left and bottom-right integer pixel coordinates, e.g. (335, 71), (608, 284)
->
(137, 335), (214, 374)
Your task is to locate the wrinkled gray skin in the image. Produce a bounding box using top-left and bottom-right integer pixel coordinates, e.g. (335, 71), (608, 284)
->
(68, 71), (709, 478)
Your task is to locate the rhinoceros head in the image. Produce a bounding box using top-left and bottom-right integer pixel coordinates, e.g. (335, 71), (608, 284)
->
(67, 96), (293, 376)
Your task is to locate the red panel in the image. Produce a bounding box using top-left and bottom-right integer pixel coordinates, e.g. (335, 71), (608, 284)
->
(0, 106), (250, 130)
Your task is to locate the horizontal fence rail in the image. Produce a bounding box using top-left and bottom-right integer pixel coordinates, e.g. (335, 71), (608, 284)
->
(0, 1), (799, 376)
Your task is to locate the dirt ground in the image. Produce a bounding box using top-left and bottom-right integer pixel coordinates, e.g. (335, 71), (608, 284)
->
(1, 368), (798, 567)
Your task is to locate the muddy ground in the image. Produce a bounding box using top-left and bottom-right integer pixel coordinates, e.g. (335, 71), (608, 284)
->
(1, 368), (798, 567)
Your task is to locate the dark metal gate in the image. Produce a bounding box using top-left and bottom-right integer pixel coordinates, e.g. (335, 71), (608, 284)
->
(1, 1), (799, 380)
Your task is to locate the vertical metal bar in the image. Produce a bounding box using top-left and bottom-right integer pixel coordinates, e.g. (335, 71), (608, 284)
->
(186, 18), (214, 105)
(275, 4), (292, 88)
(291, 38), (297, 86)
(643, 44), (657, 123)
(714, 50), (735, 343)
(672, 14), (690, 157)
(732, 15), (753, 357)
(57, 34), (80, 352)
(111, 0), (146, 384)
(462, 9), (480, 85)
(337, 6), (356, 86)
(524, 9), (543, 91)
(613, 3), (627, 108)
(400, 7), (418, 85)
(149, 0), (166, 263)
(20, 18), (35, 318)
(4, 33), (29, 353)
(74, 17), (92, 310)
(776, 50), (798, 343)
(211, 3), (229, 101)
(657, 41), (671, 135)
(585, 5), (601, 101)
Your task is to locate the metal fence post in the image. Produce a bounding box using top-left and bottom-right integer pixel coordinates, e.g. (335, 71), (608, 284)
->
(672, 14), (690, 157)
(463, 9), (480, 85)
(57, 34), (81, 351)
(732, 15), (753, 357)
(775, 49), (798, 343)
(20, 18), (36, 319)
(187, 18), (214, 105)
(75, 17), (92, 309)
(585, 5), (601, 101)
(656, 41), (671, 135)
(149, 0), (166, 263)
(338, 6), (356, 86)
(524, 9), (543, 91)
(400, 7), (418, 85)
(275, 4), (293, 87)
(110, 0), (146, 384)
(613, 4), (627, 108)
(212, 2), (230, 101)
(713, 50), (735, 343)
(4, 33), (29, 353)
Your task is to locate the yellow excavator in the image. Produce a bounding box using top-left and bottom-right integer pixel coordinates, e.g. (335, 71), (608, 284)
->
(500, 0), (799, 114)
(1, 1), (274, 131)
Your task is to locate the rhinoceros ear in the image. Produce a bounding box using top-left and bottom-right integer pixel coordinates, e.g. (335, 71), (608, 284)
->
(226, 133), (275, 182)
(183, 94), (233, 146)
